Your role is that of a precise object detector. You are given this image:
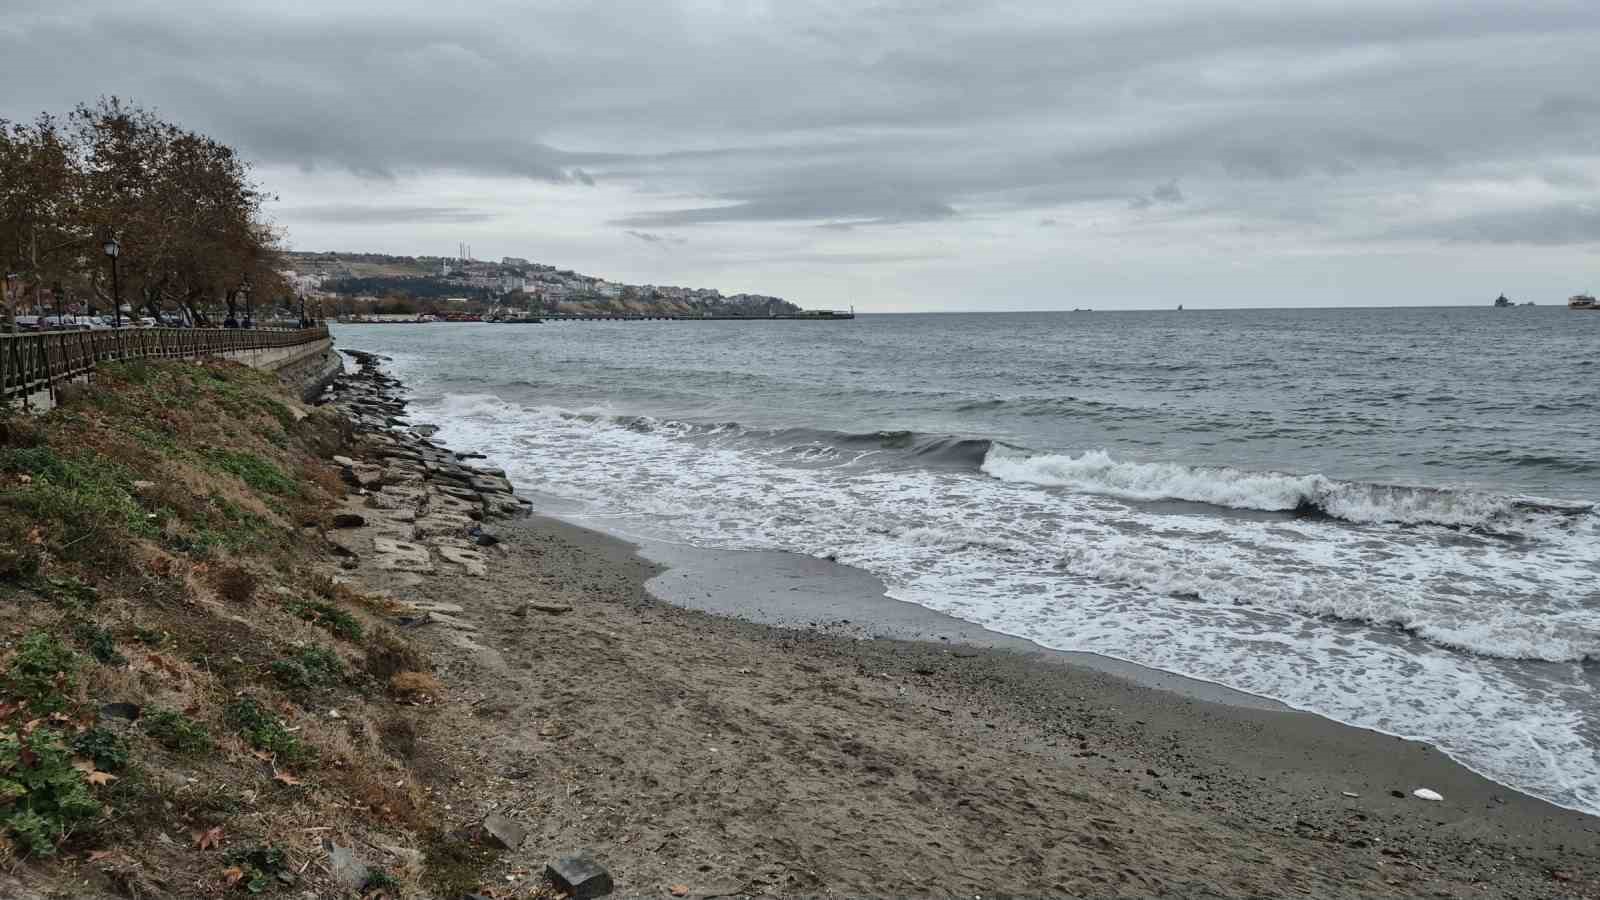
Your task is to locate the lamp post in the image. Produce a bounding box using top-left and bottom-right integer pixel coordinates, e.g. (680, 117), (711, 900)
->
(102, 237), (121, 327)
(241, 275), (253, 328)
(3, 273), (18, 333)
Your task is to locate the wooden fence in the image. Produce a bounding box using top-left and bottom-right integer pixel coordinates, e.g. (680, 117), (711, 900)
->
(1, 325), (330, 408)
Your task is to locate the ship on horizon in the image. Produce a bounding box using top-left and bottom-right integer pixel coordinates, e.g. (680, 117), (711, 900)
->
(1570, 293), (1597, 310)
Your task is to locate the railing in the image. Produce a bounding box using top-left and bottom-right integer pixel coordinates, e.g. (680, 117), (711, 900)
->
(1, 325), (330, 407)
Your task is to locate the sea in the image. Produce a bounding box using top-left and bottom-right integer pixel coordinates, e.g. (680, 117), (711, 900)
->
(335, 307), (1600, 816)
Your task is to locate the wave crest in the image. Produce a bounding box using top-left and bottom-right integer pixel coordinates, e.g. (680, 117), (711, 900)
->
(981, 449), (1591, 529)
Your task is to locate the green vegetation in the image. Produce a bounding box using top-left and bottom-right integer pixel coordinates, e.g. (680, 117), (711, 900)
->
(270, 646), (345, 693)
(287, 599), (363, 641)
(225, 844), (291, 893)
(0, 727), (102, 855)
(71, 620), (125, 665)
(362, 866), (400, 894)
(0, 358), (438, 889)
(2, 632), (79, 714)
(0, 447), (154, 564)
(226, 698), (311, 765)
(142, 709), (214, 754)
(71, 727), (131, 773)
(205, 449), (299, 496)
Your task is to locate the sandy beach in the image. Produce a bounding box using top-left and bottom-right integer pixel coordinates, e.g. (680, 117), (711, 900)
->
(351, 506), (1599, 898)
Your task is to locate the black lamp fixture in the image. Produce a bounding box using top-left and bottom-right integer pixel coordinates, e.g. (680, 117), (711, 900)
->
(241, 274), (254, 328)
(101, 236), (121, 327)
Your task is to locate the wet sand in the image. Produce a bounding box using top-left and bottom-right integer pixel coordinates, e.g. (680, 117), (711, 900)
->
(385, 509), (1599, 898)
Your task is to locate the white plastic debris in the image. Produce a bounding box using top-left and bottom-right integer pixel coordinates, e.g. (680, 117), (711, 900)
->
(1341, 791), (1360, 798)
(1412, 788), (1443, 801)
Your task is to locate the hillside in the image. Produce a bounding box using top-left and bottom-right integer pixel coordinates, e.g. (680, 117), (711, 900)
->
(282, 251), (802, 318)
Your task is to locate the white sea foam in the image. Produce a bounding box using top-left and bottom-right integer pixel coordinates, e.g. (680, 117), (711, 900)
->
(405, 389), (1600, 817)
(979, 448), (1570, 529)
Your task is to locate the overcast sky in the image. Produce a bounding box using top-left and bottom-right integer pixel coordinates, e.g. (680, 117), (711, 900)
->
(6, 0), (1600, 310)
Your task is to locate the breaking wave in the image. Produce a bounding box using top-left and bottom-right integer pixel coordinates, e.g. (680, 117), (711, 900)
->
(981, 448), (1592, 530)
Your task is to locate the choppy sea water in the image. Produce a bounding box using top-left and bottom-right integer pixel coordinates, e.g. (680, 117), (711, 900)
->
(335, 308), (1600, 814)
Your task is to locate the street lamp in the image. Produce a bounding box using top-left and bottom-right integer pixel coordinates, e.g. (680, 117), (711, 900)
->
(102, 237), (121, 327)
(241, 275), (254, 328)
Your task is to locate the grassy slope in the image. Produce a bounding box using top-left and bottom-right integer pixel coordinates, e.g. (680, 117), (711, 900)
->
(0, 361), (456, 898)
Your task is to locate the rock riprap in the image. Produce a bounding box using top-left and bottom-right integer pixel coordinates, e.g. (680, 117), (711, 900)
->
(319, 349), (531, 578)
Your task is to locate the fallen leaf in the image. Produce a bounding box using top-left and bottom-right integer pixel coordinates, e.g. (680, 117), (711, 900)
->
(146, 653), (184, 676)
(222, 865), (245, 886)
(87, 849), (117, 863)
(273, 771), (303, 786)
(250, 749), (273, 763)
(669, 885), (691, 897)
(193, 826), (224, 851)
(87, 770), (117, 786)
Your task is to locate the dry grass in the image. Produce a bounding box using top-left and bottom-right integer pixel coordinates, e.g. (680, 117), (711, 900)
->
(209, 563), (258, 604)
(0, 359), (459, 897)
(388, 671), (443, 703)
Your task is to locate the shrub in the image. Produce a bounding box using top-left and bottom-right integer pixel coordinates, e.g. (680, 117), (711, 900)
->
(143, 708), (213, 754)
(0, 727), (102, 856)
(2, 632), (79, 713)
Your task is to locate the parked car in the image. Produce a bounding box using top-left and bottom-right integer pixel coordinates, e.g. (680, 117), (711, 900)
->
(11, 315), (40, 332)
(80, 316), (112, 330)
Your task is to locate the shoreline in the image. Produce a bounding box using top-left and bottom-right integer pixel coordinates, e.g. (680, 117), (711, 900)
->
(535, 509), (1599, 825)
(331, 347), (1599, 897)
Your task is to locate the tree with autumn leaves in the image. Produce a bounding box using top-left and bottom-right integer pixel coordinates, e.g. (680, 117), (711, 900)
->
(0, 98), (287, 330)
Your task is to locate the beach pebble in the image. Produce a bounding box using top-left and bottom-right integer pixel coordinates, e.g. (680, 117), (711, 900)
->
(1412, 788), (1443, 802)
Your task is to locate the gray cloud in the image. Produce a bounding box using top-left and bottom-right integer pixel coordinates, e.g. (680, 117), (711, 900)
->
(1408, 205), (1600, 245)
(282, 205), (497, 225)
(625, 230), (687, 246)
(6, 1), (1600, 307)
(1130, 179), (1186, 210)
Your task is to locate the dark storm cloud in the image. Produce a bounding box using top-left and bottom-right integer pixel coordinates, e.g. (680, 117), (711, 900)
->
(5, 1), (1600, 240)
(284, 205), (497, 225)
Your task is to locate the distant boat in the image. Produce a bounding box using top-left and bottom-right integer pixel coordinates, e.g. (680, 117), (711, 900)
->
(1493, 294), (1513, 308)
(1570, 294), (1597, 310)
(1177, 304), (1184, 311)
